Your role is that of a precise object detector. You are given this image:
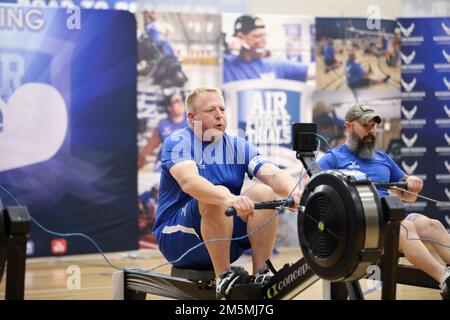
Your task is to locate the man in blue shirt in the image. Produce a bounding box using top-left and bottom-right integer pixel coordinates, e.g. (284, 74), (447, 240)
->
(153, 87), (301, 299)
(323, 38), (341, 73)
(345, 51), (390, 89)
(138, 90), (188, 171)
(223, 15), (310, 83)
(318, 104), (450, 299)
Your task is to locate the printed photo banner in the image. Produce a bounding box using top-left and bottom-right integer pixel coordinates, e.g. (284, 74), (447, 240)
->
(313, 17), (401, 160)
(136, 11), (223, 248)
(0, 5), (139, 256)
(223, 79), (311, 175)
(221, 14), (315, 247)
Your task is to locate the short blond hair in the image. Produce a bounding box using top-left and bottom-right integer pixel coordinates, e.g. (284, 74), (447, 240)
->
(185, 87), (223, 114)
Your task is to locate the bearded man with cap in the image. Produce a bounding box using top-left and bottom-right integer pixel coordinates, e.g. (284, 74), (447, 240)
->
(223, 15), (311, 83)
(317, 104), (450, 300)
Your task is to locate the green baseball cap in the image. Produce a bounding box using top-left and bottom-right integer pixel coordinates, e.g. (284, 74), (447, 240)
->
(345, 104), (382, 125)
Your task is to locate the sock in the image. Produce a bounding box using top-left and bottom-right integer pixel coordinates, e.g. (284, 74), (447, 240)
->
(439, 267), (450, 291)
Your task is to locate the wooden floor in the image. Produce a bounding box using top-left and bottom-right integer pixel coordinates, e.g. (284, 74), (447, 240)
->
(0, 247), (442, 300)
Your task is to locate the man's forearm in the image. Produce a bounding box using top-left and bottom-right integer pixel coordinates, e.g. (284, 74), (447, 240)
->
(271, 170), (299, 197)
(257, 164), (298, 197)
(182, 175), (234, 207)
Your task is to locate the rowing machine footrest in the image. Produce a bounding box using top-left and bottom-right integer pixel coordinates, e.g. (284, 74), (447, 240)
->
(229, 283), (263, 300)
(170, 266), (245, 282)
(171, 267), (215, 281)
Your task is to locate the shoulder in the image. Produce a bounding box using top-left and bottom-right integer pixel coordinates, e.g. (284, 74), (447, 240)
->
(163, 128), (191, 147)
(223, 54), (240, 65)
(264, 58), (294, 68)
(374, 150), (397, 164)
(331, 144), (348, 155)
(225, 133), (247, 148)
(374, 150), (390, 160)
(157, 117), (170, 127)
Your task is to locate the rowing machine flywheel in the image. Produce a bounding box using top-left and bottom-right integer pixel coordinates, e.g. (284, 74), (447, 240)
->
(298, 170), (384, 281)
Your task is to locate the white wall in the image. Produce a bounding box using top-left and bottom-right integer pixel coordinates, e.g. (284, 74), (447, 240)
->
(141, 0), (450, 18)
(247, 0), (401, 19)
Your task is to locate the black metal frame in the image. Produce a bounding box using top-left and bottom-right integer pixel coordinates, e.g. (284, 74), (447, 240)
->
(0, 205), (31, 300)
(123, 257), (321, 300)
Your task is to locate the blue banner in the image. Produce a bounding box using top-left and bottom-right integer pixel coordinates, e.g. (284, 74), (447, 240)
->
(399, 17), (450, 226)
(0, 5), (138, 256)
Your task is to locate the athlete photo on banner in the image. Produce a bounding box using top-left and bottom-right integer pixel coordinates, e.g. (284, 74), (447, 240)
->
(222, 13), (316, 247)
(0, 5), (138, 256)
(313, 18), (401, 166)
(135, 10), (222, 248)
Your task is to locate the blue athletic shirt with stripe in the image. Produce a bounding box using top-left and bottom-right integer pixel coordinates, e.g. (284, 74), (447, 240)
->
(317, 144), (405, 197)
(345, 60), (365, 85)
(153, 127), (269, 234)
(223, 54), (308, 83)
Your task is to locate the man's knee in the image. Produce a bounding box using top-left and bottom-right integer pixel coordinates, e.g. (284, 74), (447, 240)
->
(244, 184), (276, 202)
(400, 220), (416, 238)
(414, 216), (445, 238)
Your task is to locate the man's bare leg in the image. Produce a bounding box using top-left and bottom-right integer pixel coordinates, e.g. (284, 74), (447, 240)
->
(400, 220), (445, 281)
(198, 186), (234, 278)
(244, 184), (278, 274)
(411, 215), (450, 264)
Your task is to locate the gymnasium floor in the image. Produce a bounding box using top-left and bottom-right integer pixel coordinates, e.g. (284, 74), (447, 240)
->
(0, 247), (442, 300)
(316, 44), (401, 92)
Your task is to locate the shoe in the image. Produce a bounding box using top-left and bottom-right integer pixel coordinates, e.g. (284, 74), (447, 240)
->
(216, 267), (251, 300)
(254, 267), (273, 286)
(440, 267), (450, 300)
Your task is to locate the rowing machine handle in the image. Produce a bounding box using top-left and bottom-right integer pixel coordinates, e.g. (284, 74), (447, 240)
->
(225, 198), (294, 217)
(374, 182), (407, 189)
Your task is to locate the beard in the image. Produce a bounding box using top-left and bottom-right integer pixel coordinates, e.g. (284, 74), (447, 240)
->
(347, 131), (376, 160)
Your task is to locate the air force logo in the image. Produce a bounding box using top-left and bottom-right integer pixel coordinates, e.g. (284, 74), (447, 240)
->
(401, 105), (417, 120)
(445, 160), (450, 173)
(400, 51), (416, 65)
(398, 22), (415, 37)
(401, 78), (417, 92)
(401, 133), (418, 148)
(444, 77), (450, 90)
(442, 22), (450, 36)
(444, 105), (450, 118)
(348, 161), (360, 169)
(443, 49), (450, 63)
(401, 160), (418, 175)
(445, 133), (450, 146)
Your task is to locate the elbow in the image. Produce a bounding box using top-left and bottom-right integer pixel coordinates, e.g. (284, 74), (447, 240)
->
(179, 177), (197, 196)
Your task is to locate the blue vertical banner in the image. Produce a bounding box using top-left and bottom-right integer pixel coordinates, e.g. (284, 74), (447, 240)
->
(399, 18), (450, 227)
(0, 5), (139, 256)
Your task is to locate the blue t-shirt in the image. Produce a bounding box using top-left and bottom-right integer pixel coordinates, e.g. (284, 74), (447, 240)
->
(156, 116), (188, 142)
(153, 127), (269, 231)
(317, 144), (405, 197)
(145, 23), (175, 57)
(324, 43), (335, 61)
(382, 35), (388, 50)
(223, 54), (308, 83)
(153, 116), (188, 169)
(345, 60), (365, 85)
